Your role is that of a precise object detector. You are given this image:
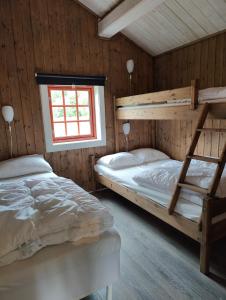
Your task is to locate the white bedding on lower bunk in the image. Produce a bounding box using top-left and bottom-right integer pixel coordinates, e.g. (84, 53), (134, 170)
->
(0, 172), (113, 266)
(132, 159), (226, 200)
(95, 159), (226, 222)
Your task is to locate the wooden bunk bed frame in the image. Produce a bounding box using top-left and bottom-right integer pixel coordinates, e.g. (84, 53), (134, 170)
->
(93, 79), (226, 275)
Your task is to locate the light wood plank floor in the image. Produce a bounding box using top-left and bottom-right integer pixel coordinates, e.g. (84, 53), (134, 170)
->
(83, 190), (226, 300)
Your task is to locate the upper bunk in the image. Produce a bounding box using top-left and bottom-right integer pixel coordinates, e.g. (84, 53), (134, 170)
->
(115, 80), (226, 120)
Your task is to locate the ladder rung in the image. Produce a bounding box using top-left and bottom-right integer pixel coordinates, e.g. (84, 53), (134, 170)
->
(197, 128), (226, 133)
(187, 155), (220, 163)
(178, 183), (209, 194)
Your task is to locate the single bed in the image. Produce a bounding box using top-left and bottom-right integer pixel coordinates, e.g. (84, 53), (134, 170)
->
(0, 155), (120, 300)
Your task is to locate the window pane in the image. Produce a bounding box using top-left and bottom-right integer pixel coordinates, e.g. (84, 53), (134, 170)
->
(64, 90), (76, 105)
(52, 107), (64, 122)
(66, 107), (77, 121)
(80, 122), (91, 135)
(67, 122), (78, 136)
(54, 123), (66, 137)
(77, 90), (89, 105)
(50, 90), (63, 105)
(78, 107), (90, 120)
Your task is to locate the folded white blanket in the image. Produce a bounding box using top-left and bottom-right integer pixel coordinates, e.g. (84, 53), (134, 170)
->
(0, 177), (113, 266)
(133, 159), (226, 206)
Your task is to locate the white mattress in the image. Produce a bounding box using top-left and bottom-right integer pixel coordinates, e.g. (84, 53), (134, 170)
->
(0, 229), (121, 300)
(95, 161), (203, 222)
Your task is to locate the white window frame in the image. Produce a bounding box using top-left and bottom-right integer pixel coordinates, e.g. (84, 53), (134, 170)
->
(39, 85), (106, 152)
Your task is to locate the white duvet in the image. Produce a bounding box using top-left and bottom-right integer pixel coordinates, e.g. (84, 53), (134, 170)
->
(0, 177), (113, 266)
(133, 159), (226, 205)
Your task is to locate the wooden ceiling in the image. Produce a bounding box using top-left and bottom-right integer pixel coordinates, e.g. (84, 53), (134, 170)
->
(78, 0), (226, 56)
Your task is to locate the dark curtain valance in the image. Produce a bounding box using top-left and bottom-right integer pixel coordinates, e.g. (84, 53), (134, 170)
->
(35, 73), (106, 86)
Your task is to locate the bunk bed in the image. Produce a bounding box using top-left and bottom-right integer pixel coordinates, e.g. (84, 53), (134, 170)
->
(92, 79), (226, 275)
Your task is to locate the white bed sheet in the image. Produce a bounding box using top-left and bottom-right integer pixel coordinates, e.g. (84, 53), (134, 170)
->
(95, 161), (203, 221)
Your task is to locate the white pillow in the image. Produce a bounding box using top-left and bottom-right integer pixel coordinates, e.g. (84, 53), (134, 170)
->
(130, 148), (169, 164)
(0, 154), (53, 179)
(97, 152), (142, 170)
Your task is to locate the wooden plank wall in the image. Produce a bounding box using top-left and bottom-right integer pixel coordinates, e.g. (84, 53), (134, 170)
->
(154, 32), (226, 160)
(0, 0), (154, 190)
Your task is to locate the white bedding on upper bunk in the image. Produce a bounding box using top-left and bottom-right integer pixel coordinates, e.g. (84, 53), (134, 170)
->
(0, 173), (113, 266)
(118, 87), (226, 109)
(95, 159), (226, 222)
(199, 87), (226, 100)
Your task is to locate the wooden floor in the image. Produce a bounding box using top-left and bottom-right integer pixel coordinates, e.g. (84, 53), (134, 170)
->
(83, 190), (226, 300)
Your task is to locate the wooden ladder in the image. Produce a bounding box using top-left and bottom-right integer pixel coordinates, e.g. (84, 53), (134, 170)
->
(168, 103), (226, 215)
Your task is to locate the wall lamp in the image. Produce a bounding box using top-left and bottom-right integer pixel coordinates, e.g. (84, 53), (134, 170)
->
(122, 122), (131, 152)
(2, 106), (14, 157)
(126, 59), (134, 95)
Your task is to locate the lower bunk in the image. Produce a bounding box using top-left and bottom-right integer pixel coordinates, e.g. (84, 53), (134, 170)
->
(92, 149), (226, 275)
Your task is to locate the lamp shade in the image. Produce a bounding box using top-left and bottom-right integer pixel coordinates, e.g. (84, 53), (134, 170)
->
(2, 106), (14, 123)
(122, 122), (130, 135)
(126, 59), (134, 74)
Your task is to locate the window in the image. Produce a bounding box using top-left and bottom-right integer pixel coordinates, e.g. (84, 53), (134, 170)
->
(39, 85), (106, 152)
(48, 86), (96, 143)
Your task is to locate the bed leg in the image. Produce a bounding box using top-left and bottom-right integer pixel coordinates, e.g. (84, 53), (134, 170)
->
(200, 197), (211, 275)
(200, 240), (210, 275)
(106, 285), (112, 300)
(89, 154), (97, 191)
